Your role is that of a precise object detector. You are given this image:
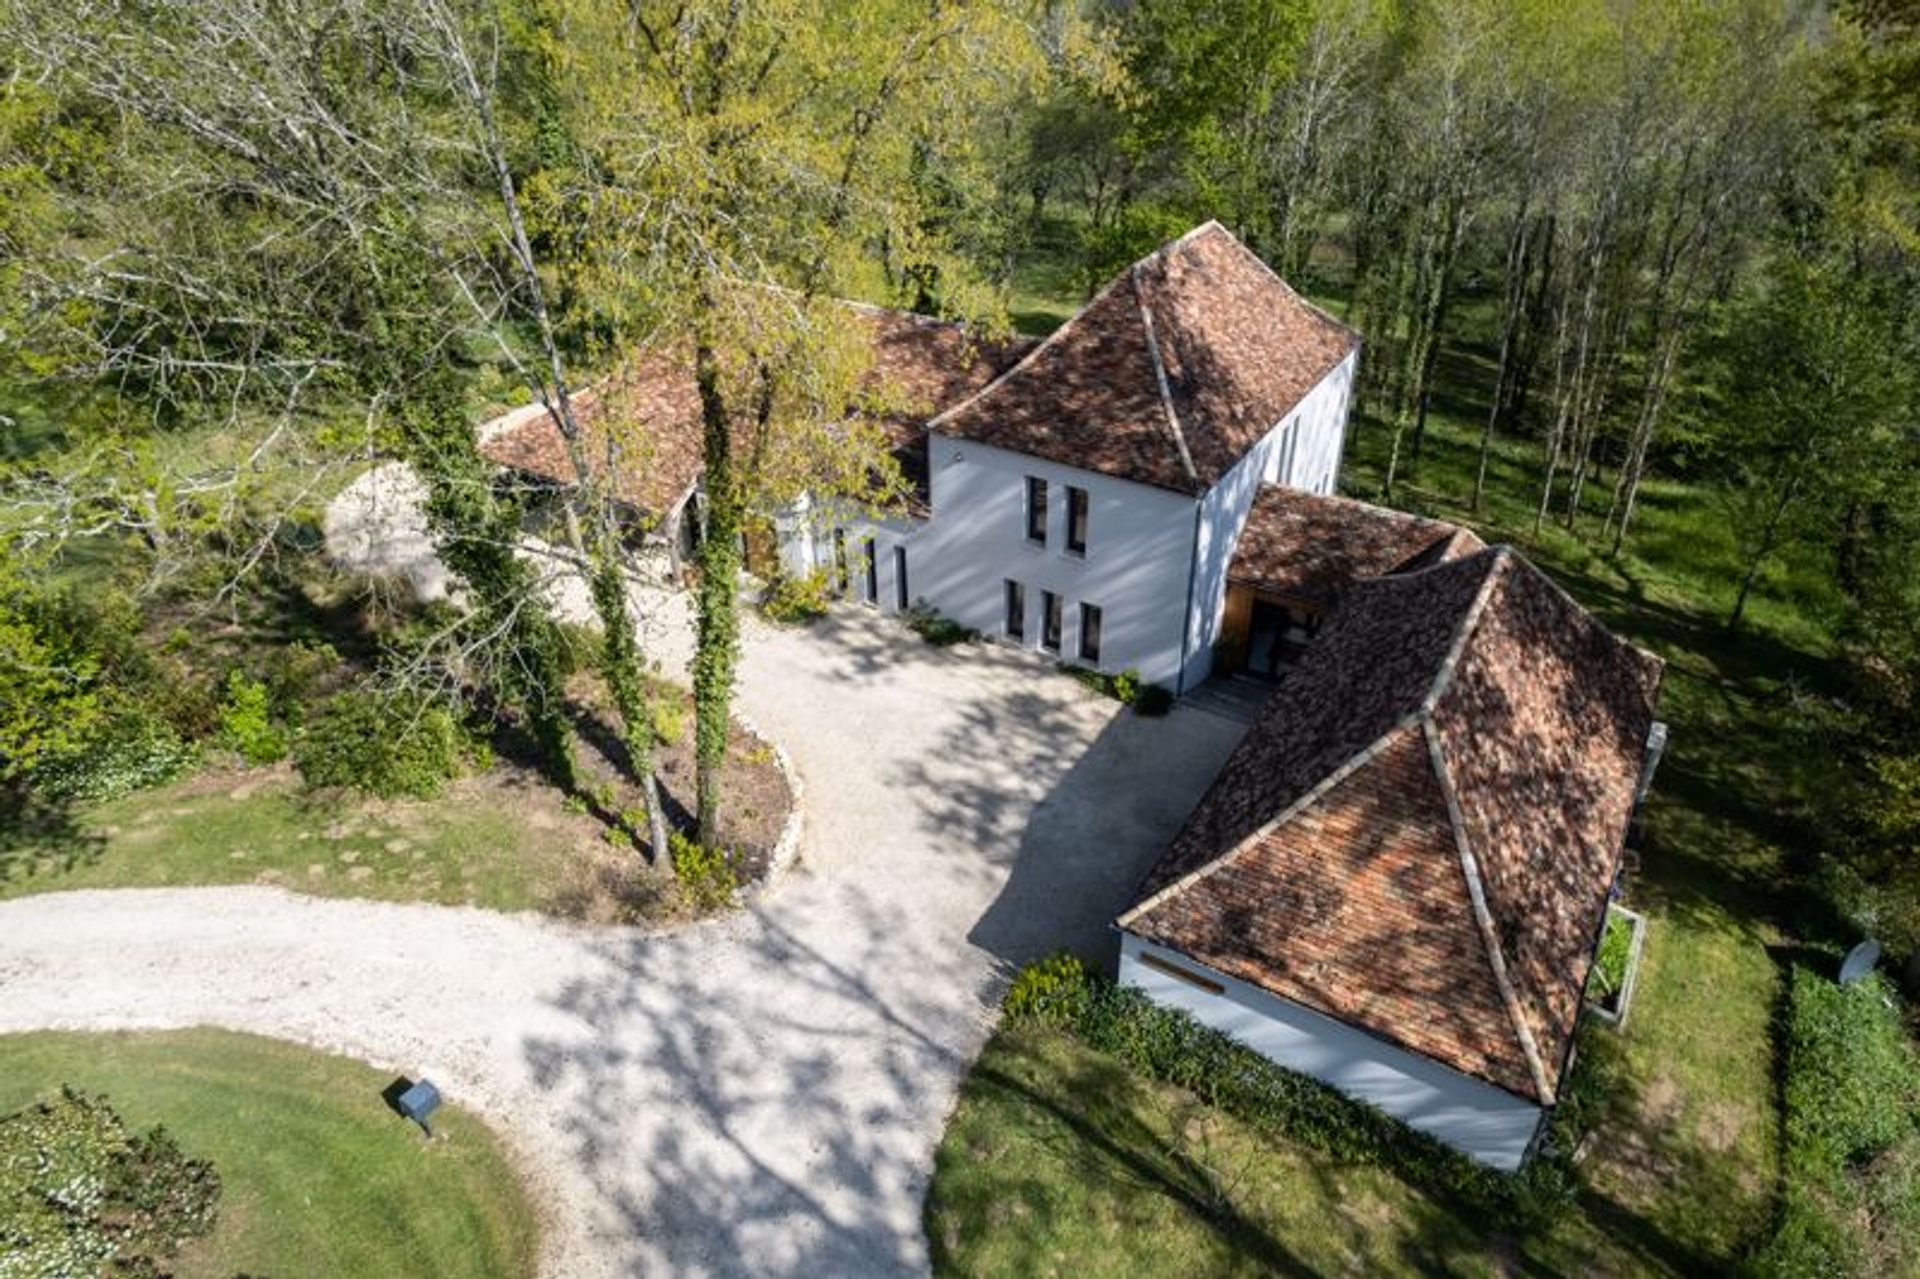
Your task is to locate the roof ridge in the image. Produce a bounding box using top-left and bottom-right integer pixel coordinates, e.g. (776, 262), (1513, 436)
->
(1116, 714), (1424, 929)
(1421, 717), (1556, 1103)
(925, 266), (1136, 433)
(1418, 547), (1511, 717)
(1131, 262), (1202, 491)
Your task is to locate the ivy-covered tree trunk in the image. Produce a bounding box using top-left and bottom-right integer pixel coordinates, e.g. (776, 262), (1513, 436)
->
(692, 334), (742, 847)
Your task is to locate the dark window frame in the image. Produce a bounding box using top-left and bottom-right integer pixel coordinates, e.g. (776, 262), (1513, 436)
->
(1041, 590), (1063, 653)
(1004, 579), (1025, 640)
(894, 546), (909, 611)
(1066, 486), (1089, 555)
(1025, 476), (1048, 545)
(1079, 601), (1103, 664)
(1137, 950), (1225, 996)
(861, 536), (878, 605)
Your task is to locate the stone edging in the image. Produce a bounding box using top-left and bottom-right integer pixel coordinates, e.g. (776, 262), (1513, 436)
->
(732, 706), (805, 902)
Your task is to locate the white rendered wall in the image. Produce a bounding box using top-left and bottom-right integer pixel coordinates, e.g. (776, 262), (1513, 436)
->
(1117, 932), (1544, 1172)
(914, 434), (1200, 687)
(793, 498), (922, 613)
(1180, 350), (1357, 690)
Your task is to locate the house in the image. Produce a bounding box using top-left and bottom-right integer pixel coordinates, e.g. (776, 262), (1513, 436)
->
(479, 220), (1360, 692)
(1115, 545), (1665, 1171)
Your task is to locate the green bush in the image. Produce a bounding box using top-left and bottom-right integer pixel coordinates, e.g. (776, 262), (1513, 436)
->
(1001, 955), (1586, 1226)
(1005, 951), (1094, 1025)
(760, 569), (833, 625)
(904, 603), (978, 647)
(1745, 966), (1920, 1276)
(1111, 668), (1141, 705)
(0, 1087), (220, 1278)
(33, 711), (196, 804)
(293, 686), (470, 799)
(669, 829), (738, 913)
(1132, 683), (1175, 717)
(218, 672), (289, 765)
(650, 697), (686, 747)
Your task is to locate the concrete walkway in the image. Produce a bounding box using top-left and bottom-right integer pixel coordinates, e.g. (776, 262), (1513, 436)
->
(0, 599), (1247, 1277)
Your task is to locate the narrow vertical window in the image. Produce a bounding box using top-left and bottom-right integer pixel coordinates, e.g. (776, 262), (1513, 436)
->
(1067, 486), (1089, 554)
(1004, 579), (1025, 639)
(1079, 602), (1103, 664)
(1025, 476), (1048, 544)
(861, 537), (878, 605)
(1041, 590), (1063, 652)
(894, 546), (909, 611)
(833, 528), (850, 595)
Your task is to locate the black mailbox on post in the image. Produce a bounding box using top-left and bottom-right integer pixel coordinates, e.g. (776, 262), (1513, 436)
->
(396, 1079), (442, 1138)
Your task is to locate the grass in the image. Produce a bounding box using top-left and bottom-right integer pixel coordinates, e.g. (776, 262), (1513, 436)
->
(925, 251), (1852, 1273)
(0, 764), (600, 914)
(0, 1027), (539, 1279)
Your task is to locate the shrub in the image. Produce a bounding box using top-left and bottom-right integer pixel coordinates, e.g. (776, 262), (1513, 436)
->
(0, 1087), (220, 1278)
(760, 569), (833, 625)
(33, 712), (196, 804)
(293, 686), (469, 799)
(218, 672), (289, 765)
(1132, 683), (1175, 717)
(650, 697), (686, 747)
(669, 829), (738, 913)
(1111, 668), (1141, 705)
(1000, 955), (1582, 1226)
(1745, 966), (1920, 1276)
(904, 602), (977, 647)
(1005, 951), (1093, 1026)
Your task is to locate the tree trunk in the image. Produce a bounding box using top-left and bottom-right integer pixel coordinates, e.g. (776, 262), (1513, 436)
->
(1728, 473), (1803, 632)
(692, 328), (742, 846)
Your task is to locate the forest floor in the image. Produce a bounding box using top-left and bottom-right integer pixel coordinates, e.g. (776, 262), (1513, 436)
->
(925, 250), (1841, 1275)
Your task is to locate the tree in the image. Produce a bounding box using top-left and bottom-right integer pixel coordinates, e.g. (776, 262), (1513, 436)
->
(552, 0), (1033, 843)
(1707, 259), (1911, 632)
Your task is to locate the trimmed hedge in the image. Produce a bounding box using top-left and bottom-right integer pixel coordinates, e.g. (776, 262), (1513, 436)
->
(1746, 965), (1920, 1277)
(1004, 953), (1595, 1224)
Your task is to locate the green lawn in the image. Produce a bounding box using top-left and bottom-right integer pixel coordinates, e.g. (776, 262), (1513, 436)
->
(927, 261), (1837, 1273)
(0, 1028), (540, 1279)
(0, 764), (608, 914)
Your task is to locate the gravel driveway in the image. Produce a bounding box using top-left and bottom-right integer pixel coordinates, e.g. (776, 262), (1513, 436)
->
(0, 595), (1246, 1277)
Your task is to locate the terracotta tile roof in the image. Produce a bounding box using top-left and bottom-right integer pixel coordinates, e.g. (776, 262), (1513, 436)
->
(1120, 548), (1664, 1103)
(1228, 484), (1487, 609)
(930, 222), (1360, 494)
(476, 305), (1032, 518)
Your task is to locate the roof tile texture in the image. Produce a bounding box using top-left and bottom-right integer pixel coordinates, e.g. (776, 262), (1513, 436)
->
(933, 223), (1359, 493)
(1124, 548), (1664, 1102)
(1228, 485), (1484, 609)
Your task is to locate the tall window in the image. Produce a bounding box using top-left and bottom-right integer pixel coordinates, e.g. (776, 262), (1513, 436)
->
(894, 546), (909, 611)
(1004, 579), (1026, 639)
(861, 537), (878, 605)
(1041, 590), (1063, 652)
(1025, 476), (1048, 544)
(1079, 602), (1103, 664)
(1067, 486), (1089, 554)
(833, 528), (850, 595)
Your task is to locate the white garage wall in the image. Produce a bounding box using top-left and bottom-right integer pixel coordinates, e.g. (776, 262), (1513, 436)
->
(1117, 931), (1544, 1172)
(913, 433), (1200, 687)
(1179, 350), (1359, 691)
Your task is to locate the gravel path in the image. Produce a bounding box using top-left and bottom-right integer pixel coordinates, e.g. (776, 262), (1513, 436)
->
(0, 593), (1246, 1276)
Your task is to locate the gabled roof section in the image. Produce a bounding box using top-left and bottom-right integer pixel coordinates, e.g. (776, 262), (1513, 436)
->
(1228, 484), (1486, 610)
(1120, 547), (1663, 1104)
(477, 304), (1032, 516)
(930, 222), (1361, 495)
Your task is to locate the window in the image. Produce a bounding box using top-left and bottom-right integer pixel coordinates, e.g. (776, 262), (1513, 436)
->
(833, 528), (850, 595)
(861, 536), (878, 605)
(894, 546), (909, 611)
(1025, 476), (1048, 544)
(1041, 590), (1063, 652)
(1004, 579), (1025, 639)
(1079, 602), (1103, 664)
(1067, 486), (1089, 554)
(1137, 950), (1225, 996)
